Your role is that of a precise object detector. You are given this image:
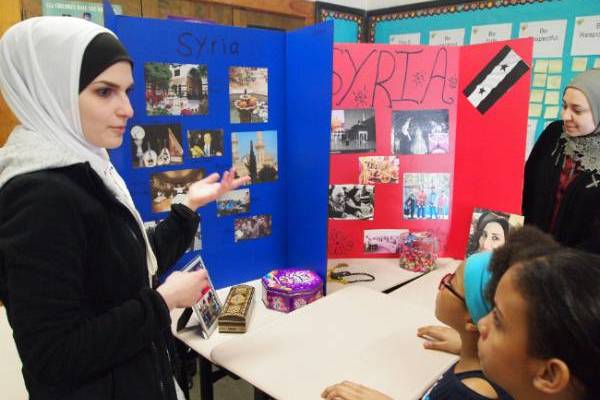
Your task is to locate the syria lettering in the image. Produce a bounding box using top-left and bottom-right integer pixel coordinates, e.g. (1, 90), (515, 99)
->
(333, 45), (459, 108)
(177, 32), (240, 58)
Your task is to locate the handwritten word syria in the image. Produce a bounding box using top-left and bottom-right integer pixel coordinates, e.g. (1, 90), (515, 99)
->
(333, 47), (457, 108)
(177, 32), (240, 57)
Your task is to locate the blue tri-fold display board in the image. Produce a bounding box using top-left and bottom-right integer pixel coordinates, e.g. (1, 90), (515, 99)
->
(103, 2), (333, 289)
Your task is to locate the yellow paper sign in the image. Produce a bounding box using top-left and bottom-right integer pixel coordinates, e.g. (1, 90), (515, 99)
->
(545, 91), (560, 105)
(548, 59), (563, 74)
(534, 60), (549, 73)
(529, 103), (543, 118)
(544, 106), (559, 120)
(572, 57), (588, 72)
(530, 89), (545, 103)
(532, 73), (547, 87)
(546, 75), (562, 90)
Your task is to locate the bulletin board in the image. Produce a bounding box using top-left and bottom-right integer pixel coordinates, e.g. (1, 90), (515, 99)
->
(316, 2), (366, 43)
(103, 2), (333, 289)
(369, 0), (600, 157)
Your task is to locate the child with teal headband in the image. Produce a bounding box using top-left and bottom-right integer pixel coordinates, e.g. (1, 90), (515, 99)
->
(417, 251), (512, 400)
(322, 251), (511, 400)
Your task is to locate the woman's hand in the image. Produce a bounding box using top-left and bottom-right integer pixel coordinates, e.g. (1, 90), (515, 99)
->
(156, 270), (208, 311)
(321, 381), (392, 400)
(183, 168), (251, 211)
(417, 325), (461, 354)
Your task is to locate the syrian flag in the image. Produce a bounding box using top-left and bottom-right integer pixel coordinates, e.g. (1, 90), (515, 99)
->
(463, 45), (529, 114)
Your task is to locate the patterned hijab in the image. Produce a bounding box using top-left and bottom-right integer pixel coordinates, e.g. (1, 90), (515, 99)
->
(561, 70), (600, 178)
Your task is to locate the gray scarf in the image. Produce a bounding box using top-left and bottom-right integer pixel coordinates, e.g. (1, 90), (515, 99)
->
(559, 70), (600, 185)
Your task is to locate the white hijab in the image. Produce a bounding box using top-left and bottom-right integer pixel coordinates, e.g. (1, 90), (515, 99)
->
(0, 16), (158, 283)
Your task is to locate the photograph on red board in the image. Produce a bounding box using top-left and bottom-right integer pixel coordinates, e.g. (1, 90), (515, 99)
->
(358, 156), (399, 184)
(403, 173), (450, 220)
(328, 184), (375, 220)
(466, 208), (524, 257)
(392, 109), (449, 155)
(330, 109), (376, 153)
(363, 229), (409, 254)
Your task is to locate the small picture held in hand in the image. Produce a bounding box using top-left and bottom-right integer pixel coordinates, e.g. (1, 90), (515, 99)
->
(181, 255), (222, 338)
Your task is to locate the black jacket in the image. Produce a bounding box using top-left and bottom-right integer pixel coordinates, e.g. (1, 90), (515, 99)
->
(0, 163), (199, 400)
(523, 120), (600, 253)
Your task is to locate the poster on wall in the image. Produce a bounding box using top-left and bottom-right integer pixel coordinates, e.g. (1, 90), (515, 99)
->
(429, 28), (465, 46)
(470, 23), (512, 45)
(389, 33), (421, 45)
(42, 0), (122, 25)
(519, 20), (567, 58)
(571, 15), (600, 56)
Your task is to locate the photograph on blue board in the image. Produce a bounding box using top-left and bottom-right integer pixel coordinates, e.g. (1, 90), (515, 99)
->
(150, 169), (206, 213)
(231, 130), (278, 184)
(144, 63), (208, 116)
(229, 67), (268, 123)
(144, 219), (202, 252)
(402, 173), (450, 220)
(216, 188), (250, 217)
(330, 109), (376, 153)
(188, 129), (224, 158)
(129, 124), (184, 168)
(392, 109), (449, 155)
(234, 214), (272, 242)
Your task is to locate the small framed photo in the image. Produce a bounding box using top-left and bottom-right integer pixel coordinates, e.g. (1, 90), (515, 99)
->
(181, 255), (222, 338)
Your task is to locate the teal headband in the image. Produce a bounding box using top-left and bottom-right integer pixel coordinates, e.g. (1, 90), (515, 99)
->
(463, 251), (493, 324)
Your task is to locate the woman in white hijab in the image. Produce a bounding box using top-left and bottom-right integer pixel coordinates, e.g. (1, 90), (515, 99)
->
(0, 17), (248, 400)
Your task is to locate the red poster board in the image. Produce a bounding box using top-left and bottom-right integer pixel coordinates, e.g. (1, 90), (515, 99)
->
(328, 39), (532, 260)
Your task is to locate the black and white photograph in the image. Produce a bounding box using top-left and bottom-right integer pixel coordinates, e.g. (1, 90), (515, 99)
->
(234, 214), (272, 242)
(144, 219), (201, 252)
(328, 184), (375, 220)
(391, 109), (449, 155)
(181, 255), (221, 337)
(229, 67), (268, 123)
(403, 173), (450, 220)
(150, 169), (205, 213)
(231, 130), (278, 184)
(129, 124), (184, 168)
(144, 62), (208, 116)
(188, 129), (224, 158)
(216, 189), (250, 217)
(330, 109), (376, 153)
(364, 229), (409, 254)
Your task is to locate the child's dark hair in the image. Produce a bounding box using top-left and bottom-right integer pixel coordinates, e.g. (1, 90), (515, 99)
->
(485, 225), (561, 304)
(513, 249), (600, 400)
(487, 226), (600, 399)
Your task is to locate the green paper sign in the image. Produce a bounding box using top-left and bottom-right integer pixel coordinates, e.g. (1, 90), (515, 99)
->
(42, 0), (122, 26)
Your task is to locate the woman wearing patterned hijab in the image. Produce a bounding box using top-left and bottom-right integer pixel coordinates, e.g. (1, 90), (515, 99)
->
(0, 17), (247, 399)
(523, 70), (600, 253)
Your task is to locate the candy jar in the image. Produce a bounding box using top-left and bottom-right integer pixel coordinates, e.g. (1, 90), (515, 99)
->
(398, 231), (438, 272)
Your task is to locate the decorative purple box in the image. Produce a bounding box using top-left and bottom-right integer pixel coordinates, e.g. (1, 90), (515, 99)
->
(261, 269), (323, 313)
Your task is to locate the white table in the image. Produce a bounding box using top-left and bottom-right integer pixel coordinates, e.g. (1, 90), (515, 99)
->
(173, 259), (459, 400)
(210, 286), (457, 400)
